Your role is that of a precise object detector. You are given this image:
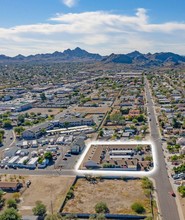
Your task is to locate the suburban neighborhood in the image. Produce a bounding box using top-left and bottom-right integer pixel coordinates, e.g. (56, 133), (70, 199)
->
(0, 64), (185, 220)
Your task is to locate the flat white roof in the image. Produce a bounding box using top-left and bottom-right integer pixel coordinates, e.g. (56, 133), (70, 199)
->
(16, 149), (22, 154)
(8, 156), (20, 164)
(57, 136), (65, 142)
(17, 156), (29, 164)
(47, 125), (90, 133)
(28, 157), (38, 165)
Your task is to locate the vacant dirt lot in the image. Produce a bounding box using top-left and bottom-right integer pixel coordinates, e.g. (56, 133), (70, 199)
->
(19, 175), (75, 215)
(24, 108), (61, 115)
(63, 179), (154, 215)
(179, 196), (185, 220)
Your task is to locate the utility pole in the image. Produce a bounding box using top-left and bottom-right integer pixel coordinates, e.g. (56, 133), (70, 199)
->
(50, 186), (54, 215)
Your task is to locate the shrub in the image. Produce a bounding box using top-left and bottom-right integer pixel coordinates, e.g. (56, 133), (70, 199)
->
(7, 199), (17, 209)
(32, 201), (46, 217)
(12, 192), (20, 202)
(131, 202), (145, 214)
(141, 177), (153, 190)
(0, 208), (21, 220)
(178, 185), (185, 197)
(66, 189), (74, 200)
(95, 202), (109, 213)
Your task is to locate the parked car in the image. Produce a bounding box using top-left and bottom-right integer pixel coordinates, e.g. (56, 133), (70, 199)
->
(172, 162), (179, 166)
(170, 192), (176, 197)
(173, 174), (180, 180)
(53, 156), (57, 160)
(26, 180), (31, 187)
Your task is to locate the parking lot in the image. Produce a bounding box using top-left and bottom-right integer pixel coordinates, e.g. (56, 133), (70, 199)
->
(0, 133), (85, 171)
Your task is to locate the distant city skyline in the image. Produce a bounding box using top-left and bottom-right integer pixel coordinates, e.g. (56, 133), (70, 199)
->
(0, 0), (185, 56)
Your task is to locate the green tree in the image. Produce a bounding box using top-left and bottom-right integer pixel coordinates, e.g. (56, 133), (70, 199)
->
(44, 152), (53, 161)
(40, 128), (46, 135)
(3, 119), (12, 128)
(95, 202), (109, 214)
(0, 129), (5, 136)
(64, 122), (69, 128)
(174, 164), (185, 174)
(132, 119), (138, 124)
(141, 125), (148, 134)
(121, 108), (130, 115)
(99, 129), (104, 137)
(0, 134), (3, 145)
(178, 185), (185, 197)
(32, 201), (46, 217)
(144, 156), (153, 162)
(131, 202), (145, 214)
(40, 93), (47, 101)
(7, 199), (17, 209)
(17, 114), (25, 124)
(172, 118), (181, 129)
(24, 120), (32, 126)
(14, 126), (25, 135)
(110, 113), (124, 125)
(0, 208), (21, 220)
(0, 190), (5, 208)
(136, 114), (145, 122)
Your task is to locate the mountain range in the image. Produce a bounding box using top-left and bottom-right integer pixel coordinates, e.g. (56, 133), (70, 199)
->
(0, 47), (185, 67)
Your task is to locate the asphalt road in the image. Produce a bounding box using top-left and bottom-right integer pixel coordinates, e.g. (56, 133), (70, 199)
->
(2, 129), (15, 148)
(145, 77), (180, 220)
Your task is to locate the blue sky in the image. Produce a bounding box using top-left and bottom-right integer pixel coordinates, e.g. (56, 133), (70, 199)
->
(0, 0), (185, 56)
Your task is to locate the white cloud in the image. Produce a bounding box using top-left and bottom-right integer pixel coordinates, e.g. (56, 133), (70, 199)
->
(62, 0), (77, 8)
(0, 8), (185, 56)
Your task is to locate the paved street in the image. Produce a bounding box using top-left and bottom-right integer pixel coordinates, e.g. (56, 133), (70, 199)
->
(145, 77), (180, 220)
(2, 129), (15, 148)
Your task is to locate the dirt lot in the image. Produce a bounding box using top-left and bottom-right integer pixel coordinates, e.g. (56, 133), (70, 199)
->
(179, 196), (185, 219)
(71, 107), (110, 114)
(0, 175), (75, 216)
(63, 178), (156, 216)
(24, 108), (62, 116)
